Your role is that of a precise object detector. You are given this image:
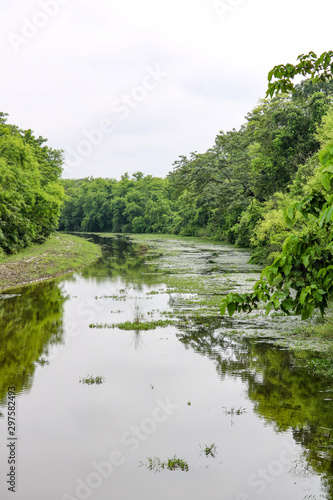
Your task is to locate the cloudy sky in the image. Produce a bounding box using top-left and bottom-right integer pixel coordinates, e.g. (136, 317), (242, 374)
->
(1, 0), (332, 179)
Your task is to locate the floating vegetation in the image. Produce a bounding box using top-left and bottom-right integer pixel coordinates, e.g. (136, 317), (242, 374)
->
(89, 319), (174, 331)
(306, 357), (333, 379)
(139, 455), (189, 472)
(89, 323), (113, 329)
(187, 401), (191, 406)
(95, 294), (126, 301)
(79, 375), (105, 385)
(222, 406), (247, 416)
(119, 319), (174, 330)
(200, 443), (217, 458)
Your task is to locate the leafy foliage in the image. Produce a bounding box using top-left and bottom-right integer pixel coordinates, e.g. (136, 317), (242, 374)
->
(267, 51), (333, 97)
(220, 137), (333, 320)
(58, 73), (333, 321)
(0, 113), (64, 254)
(220, 52), (333, 320)
(58, 174), (175, 234)
(60, 81), (332, 249)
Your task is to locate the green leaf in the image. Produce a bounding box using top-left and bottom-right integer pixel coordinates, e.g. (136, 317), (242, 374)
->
(319, 207), (329, 228)
(219, 300), (227, 316)
(281, 299), (293, 311)
(313, 290), (323, 302)
(300, 289), (308, 305)
(321, 172), (331, 191)
(282, 263), (292, 276)
(227, 302), (236, 317)
(232, 293), (244, 303)
(301, 306), (310, 321)
(265, 302), (274, 315)
(287, 206), (294, 220)
(301, 254), (310, 268)
(318, 268), (327, 278)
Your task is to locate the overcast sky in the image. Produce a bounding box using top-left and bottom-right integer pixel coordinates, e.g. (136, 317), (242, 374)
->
(1, 0), (332, 180)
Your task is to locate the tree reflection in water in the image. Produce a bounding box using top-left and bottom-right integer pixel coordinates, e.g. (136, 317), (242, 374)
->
(0, 280), (67, 404)
(175, 317), (333, 498)
(1, 234), (332, 496)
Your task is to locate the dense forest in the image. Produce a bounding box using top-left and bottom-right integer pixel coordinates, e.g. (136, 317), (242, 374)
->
(0, 113), (64, 255)
(58, 79), (333, 265)
(3, 51), (333, 319)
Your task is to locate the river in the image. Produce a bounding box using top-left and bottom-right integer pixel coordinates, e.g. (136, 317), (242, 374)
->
(0, 234), (332, 500)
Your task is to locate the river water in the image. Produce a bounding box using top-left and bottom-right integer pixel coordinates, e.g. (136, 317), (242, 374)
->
(0, 234), (332, 500)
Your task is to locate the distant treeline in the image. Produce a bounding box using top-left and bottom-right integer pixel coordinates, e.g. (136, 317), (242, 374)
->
(58, 80), (333, 263)
(0, 113), (64, 255)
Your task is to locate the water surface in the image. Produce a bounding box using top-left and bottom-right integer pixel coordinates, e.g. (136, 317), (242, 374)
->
(0, 234), (332, 500)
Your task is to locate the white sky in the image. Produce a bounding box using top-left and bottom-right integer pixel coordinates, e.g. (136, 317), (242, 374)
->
(1, 0), (332, 179)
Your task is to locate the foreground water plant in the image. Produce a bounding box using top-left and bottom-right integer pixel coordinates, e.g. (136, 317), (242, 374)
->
(222, 406), (247, 416)
(200, 443), (217, 458)
(139, 455), (189, 472)
(79, 375), (105, 385)
(89, 319), (174, 330)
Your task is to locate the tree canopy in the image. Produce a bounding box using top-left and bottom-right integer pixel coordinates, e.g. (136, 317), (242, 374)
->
(0, 113), (64, 254)
(58, 65), (333, 320)
(221, 53), (333, 319)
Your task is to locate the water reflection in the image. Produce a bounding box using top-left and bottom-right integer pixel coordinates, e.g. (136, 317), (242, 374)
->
(176, 321), (333, 498)
(0, 234), (332, 498)
(82, 234), (333, 497)
(0, 280), (66, 404)
(128, 330), (146, 351)
(72, 233), (159, 285)
(0, 235), (156, 407)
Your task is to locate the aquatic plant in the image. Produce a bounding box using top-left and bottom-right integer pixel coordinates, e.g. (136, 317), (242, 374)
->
(200, 443), (217, 458)
(132, 303), (145, 324)
(89, 319), (174, 330)
(79, 375), (105, 385)
(222, 406), (247, 416)
(139, 455), (189, 472)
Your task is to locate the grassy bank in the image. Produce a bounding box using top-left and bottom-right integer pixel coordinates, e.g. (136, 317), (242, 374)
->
(0, 233), (102, 292)
(282, 310), (333, 379)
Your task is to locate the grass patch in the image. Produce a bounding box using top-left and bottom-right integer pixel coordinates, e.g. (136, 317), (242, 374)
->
(278, 310), (333, 379)
(292, 315), (333, 342)
(306, 356), (333, 379)
(89, 319), (174, 330)
(0, 233), (102, 292)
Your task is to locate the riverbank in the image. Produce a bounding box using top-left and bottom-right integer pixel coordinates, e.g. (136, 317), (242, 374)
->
(0, 233), (102, 292)
(278, 310), (333, 379)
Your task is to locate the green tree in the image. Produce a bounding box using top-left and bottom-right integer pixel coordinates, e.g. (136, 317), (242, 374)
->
(221, 54), (333, 319)
(0, 114), (64, 253)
